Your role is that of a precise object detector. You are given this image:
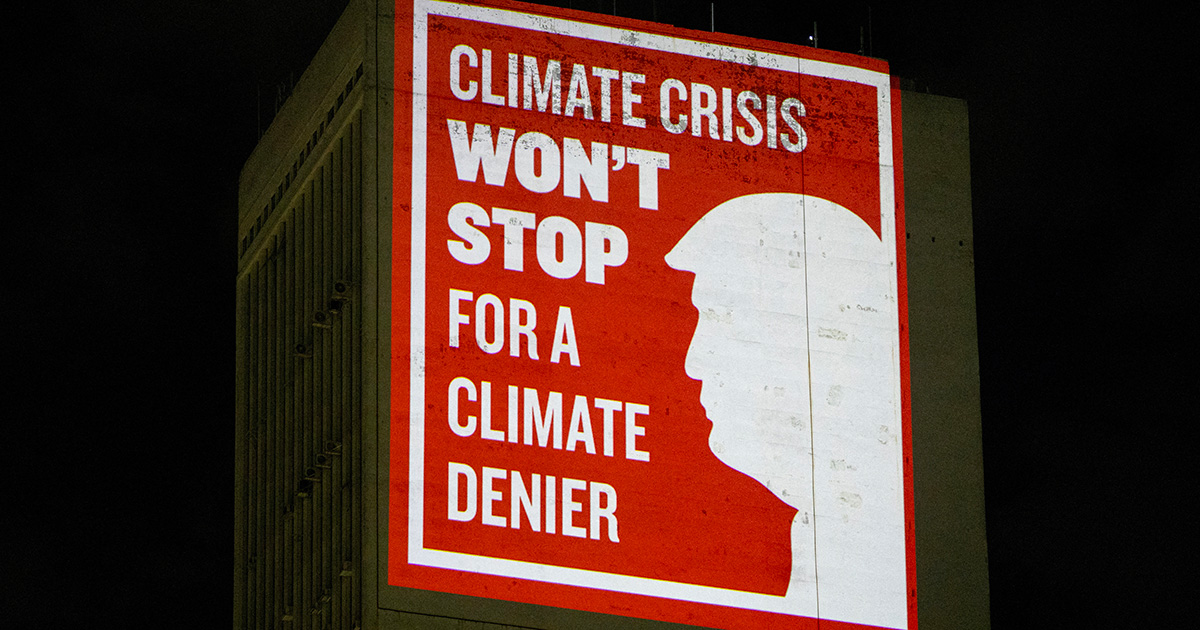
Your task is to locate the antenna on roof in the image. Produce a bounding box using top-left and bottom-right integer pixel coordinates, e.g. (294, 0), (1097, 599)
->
(711, 3), (715, 32)
(869, 6), (874, 57)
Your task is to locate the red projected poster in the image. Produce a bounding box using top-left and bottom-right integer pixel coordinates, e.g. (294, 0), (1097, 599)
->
(390, 1), (913, 628)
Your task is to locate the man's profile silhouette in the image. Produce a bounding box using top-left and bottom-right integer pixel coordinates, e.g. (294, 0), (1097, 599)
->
(666, 193), (907, 628)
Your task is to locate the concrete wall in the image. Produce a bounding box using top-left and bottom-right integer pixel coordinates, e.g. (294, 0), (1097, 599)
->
(902, 91), (991, 630)
(235, 3), (989, 628)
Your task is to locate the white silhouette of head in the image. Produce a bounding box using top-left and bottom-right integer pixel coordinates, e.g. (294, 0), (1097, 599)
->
(666, 193), (907, 627)
(665, 193), (886, 509)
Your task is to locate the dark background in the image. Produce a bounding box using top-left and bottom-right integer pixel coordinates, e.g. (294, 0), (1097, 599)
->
(10, 0), (1192, 627)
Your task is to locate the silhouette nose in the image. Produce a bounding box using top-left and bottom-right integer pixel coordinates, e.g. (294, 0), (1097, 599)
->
(682, 323), (710, 382)
(683, 340), (699, 379)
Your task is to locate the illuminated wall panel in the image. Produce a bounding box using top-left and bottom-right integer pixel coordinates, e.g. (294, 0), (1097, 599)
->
(389, 3), (911, 628)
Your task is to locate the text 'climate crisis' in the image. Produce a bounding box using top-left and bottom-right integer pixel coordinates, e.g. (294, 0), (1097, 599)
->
(449, 44), (809, 152)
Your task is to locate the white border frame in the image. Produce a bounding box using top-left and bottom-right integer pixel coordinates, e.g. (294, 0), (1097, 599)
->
(405, 0), (898, 618)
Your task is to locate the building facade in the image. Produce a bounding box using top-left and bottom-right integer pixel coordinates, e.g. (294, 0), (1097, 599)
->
(235, 2), (987, 628)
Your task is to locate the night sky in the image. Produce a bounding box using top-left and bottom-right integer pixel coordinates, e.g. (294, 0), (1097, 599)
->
(11, 0), (1192, 627)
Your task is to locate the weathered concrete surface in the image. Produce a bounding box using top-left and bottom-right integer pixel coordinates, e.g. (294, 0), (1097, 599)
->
(903, 90), (991, 630)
